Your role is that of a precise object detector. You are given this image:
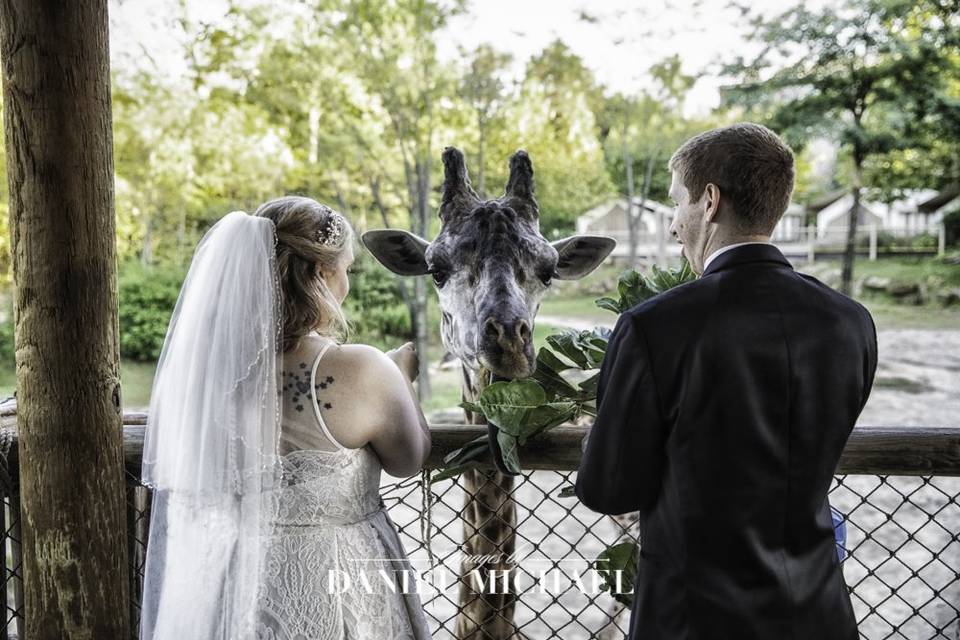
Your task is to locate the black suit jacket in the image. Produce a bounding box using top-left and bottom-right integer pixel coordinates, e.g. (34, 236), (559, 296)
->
(575, 243), (878, 640)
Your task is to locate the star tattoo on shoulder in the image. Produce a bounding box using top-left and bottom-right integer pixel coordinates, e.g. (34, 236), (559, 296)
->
(314, 374), (335, 409)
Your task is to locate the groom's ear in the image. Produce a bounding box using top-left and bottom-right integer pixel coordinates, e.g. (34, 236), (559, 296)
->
(361, 229), (430, 276)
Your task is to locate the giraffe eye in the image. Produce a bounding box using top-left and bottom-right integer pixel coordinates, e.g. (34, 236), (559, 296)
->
(539, 269), (556, 286)
(431, 269), (449, 287)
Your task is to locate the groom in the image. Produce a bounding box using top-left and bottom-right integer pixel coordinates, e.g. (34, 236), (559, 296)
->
(575, 123), (877, 639)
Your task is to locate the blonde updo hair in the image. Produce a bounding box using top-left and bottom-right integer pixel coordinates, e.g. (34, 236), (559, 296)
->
(254, 195), (355, 353)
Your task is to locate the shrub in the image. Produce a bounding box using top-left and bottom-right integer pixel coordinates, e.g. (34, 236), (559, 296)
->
(342, 250), (413, 349)
(118, 261), (186, 362)
(0, 299), (13, 369)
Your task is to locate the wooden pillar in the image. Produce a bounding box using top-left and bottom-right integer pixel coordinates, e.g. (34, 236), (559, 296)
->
(0, 1), (130, 638)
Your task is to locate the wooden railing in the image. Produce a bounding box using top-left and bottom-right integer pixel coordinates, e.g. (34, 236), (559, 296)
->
(1, 407), (959, 638)
(17, 412), (957, 477)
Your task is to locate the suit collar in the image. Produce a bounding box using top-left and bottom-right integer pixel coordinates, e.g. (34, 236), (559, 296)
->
(699, 242), (792, 277)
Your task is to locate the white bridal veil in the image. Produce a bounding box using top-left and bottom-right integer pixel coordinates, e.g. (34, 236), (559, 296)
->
(140, 210), (284, 639)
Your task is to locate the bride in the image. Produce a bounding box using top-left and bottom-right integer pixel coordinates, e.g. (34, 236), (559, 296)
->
(139, 196), (433, 639)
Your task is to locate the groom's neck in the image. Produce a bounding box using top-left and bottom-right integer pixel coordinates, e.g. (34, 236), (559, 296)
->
(703, 231), (770, 260)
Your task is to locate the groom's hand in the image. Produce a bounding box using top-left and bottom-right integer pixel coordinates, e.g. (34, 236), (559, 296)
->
(385, 342), (419, 382)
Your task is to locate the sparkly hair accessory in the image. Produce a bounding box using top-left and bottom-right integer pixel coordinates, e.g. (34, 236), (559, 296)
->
(318, 208), (345, 246)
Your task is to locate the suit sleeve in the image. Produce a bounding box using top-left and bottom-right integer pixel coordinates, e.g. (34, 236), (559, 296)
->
(574, 312), (666, 515)
(860, 307), (879, 413)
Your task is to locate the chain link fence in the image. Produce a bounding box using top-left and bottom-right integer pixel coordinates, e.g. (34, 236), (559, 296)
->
(0, 426), (958, 639)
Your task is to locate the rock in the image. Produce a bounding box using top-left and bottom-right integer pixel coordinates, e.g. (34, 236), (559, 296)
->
(936, 288), (960, 307)
(886, 280), (924, 305)
(862, 275), (892, 292)
(886, 281), (920, 297)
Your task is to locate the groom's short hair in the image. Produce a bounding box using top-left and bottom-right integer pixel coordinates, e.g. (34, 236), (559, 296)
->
(669, 123), (795, 234)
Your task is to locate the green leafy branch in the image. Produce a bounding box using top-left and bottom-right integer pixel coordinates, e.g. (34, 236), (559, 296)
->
(433, 261), (695, 480)
(428, 260), (695, 603)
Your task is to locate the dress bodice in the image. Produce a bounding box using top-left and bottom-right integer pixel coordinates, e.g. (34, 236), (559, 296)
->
(273, 334), (385, 526)
(256, 334), (432, 640)
(273, 447), (384, 526)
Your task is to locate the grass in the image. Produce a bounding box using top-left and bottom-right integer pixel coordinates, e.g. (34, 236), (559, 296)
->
(0, 360), (159, 409)
(839, 256), (960, 287)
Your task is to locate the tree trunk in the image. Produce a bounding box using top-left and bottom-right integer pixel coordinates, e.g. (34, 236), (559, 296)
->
(623, 134), (638, 267)
(638, 150), (661, 267)
(0, 1), (130, 638)
(840, 153), (863, 296)
(477, 115), (486, 199)
(455, 366), (520, 640)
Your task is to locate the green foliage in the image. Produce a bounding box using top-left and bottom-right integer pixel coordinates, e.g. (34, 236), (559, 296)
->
(342, 250), (412, 349)
(117, 261), (187, 362)
(595, 261), (696, 314)
(594, 541), (640, 608)
(0, 300), (13, 369)
(435, 259), (694, 477)
(430, 258), (696, 599)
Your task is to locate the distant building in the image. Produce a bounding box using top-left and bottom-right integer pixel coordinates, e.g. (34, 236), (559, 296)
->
(575, 197), (673, 239)
(813, 188), (958, 238)
(770, 203), (806, 243)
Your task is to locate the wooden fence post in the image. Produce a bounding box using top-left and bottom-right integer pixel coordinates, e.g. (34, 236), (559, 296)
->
(0, 1), (130, 637)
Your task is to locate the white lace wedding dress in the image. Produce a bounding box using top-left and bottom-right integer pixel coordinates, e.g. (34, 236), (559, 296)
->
(255, 335), (432, 639)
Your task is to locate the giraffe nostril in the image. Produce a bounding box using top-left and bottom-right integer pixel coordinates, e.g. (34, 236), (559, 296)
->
(517, 320), (531, 342)
(484, 318), (502, 339)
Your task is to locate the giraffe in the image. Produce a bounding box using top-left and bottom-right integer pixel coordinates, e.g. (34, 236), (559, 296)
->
(362, 147), (614, 639)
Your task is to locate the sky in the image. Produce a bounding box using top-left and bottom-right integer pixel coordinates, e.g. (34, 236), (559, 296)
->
(109, 0), (836, 117)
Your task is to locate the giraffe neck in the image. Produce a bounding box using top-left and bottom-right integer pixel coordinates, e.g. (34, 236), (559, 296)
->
(461, 363), (492, 425)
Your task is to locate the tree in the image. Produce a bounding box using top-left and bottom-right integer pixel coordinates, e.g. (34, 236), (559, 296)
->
(487, 40), (614, 237)
(0, 2), (129, 636)
(598, 55), (698, 267)
(458, 44), (513, 199)
(723, 0), (959, 294)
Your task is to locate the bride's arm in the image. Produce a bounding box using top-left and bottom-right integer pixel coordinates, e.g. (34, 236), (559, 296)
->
(350, 345), (432, 478)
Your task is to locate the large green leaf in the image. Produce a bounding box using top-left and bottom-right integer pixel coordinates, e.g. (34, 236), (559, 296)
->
(594, 296), (621, 315)
(458, 400), (484, 414)
(533, 349), (583, 401)
(537, 346), (577, 373)
(497, 430), (522, 475)
(476, 379), (547, 435)
(545, 328), (611, 371)
(546, 330), (592, 369)
(557, 484), (577, 498)
(430, 462), (477, 483)
(442, 435), (489, 466)
(577, 371), (600, 396)
(595, 260), (695, 314)
(516, 402), (579, 444)
(594, 541), (640, 607)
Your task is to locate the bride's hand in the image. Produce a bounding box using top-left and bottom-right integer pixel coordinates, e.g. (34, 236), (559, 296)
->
(385, 342), (419, 382)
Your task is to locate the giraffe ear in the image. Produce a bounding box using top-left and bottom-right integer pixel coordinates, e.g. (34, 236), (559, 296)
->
(361, 229), (430, 276)
(440, 146), (480, 223)
(503, 149), (538, 221)
(550, 235), (616, 280)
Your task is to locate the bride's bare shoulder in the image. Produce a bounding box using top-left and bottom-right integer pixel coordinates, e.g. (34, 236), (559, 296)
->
(303, 339), (399, 391)
(327, 342), (393, 370)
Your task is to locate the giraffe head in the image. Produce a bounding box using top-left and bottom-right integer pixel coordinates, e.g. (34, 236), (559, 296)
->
(362, 147), (614, 379)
